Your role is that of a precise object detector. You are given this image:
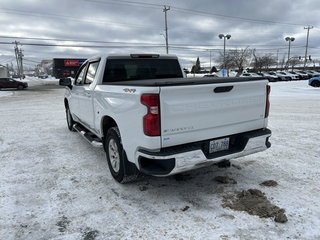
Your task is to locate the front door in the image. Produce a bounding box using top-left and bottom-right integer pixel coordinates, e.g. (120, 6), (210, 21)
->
(70, 64), (88, 121)
(77, 61), (100, 129)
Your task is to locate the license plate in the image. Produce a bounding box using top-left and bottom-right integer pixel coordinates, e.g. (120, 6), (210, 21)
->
(209, 137), (229, 153)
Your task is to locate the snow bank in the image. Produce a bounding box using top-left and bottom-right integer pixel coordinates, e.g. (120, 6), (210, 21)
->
(0, 91), (14, 98)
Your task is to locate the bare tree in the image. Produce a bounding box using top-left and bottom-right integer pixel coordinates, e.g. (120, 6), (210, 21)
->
(252, 51), (277, 72)
(217, 47), (253, 76)
(286, 57), (302, 70)
(278, 55), (287, 70)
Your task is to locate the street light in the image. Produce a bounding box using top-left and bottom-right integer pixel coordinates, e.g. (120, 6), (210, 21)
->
(219, 34), (231, 69)
(285, 37), (295, 62)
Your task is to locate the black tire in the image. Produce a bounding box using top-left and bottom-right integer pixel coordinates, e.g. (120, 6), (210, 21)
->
(311, 80), (320, 87)
(17, 85), (24, 90)
(66, 107), (76, 131)
(104, 127), (140, 183)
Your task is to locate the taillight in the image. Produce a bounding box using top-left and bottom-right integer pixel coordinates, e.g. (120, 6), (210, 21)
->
(141, 94), (161, 136)
(265, 85), (271, 118)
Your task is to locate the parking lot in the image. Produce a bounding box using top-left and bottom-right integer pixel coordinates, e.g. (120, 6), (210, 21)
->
(0, 81), (320, 240)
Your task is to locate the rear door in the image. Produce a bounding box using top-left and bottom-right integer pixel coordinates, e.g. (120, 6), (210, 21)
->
(160, 80), (268, 147)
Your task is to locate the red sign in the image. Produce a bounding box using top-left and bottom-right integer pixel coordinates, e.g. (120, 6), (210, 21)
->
(64, 60), (79, 67)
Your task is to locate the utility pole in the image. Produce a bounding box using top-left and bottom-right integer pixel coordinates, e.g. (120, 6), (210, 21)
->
(14, 41), (21, 78)
(304, 25), (313, 69)
(209, 50), (212, 70)
(19, 48), (24, 78)
(13, 41), (24, 79)
(163, 6), (170, 54)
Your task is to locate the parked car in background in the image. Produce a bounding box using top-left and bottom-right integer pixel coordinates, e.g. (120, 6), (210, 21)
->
(284, 71), (300, 80)
(203, 73), (219, 77)
(239, 72), (261, 78)
(256, 72), (278, 82)
(0, 78), (28, 90)
(309, 77), (320, 87)
(288, 71), (309, 80)
(268, 71), (290, 81)
(305, 70), (320, 78)
(277, 71), (299, 80)
(38, 74), (48, 79)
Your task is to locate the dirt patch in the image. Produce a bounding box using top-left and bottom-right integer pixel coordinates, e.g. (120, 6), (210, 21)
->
(82, 228), (99, 240)
(260, 180), (278, 187)
(216, 160), (231, 168)
(231, 164), (242, 170)
(222, 189), (288, 223)
(214, 176), (237, 184)
(174, 173), (193, 181)
(56, 215), (71, 232)
(139, 185), (148, 191)
(181, 206), (190, 212)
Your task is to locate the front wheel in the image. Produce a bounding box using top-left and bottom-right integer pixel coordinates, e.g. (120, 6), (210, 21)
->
(104, 127), (139, 183)
(66, 107), (76, 131)
(17, 85), (24, 90)
(311, 80), (320, 87)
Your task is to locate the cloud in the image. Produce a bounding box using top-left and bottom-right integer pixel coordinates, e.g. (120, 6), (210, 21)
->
(0, 0), (319, 68)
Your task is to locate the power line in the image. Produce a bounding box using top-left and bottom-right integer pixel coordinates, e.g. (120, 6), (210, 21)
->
(0, 8), (161, 30)
(0, 35), (306, 48)
(85, 0), (310, 27)
(86, 0), (162, 8)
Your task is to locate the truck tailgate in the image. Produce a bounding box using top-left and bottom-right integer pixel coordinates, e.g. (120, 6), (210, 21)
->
(160, 80), (268, 148)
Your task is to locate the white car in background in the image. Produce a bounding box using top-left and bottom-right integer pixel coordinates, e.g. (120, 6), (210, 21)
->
(275, 71), (293, 81)
(305, 70), (320, 78)
(288, 71), (308, 80)
(282, 71), (300, 80)
(268, 71), (290, 81)
(256, 72), (279, 82)
(239, 72), (261, 78)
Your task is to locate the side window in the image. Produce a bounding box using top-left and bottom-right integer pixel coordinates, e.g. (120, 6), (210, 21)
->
(84, 62), (99, 84)
(75, 64), (87, 85)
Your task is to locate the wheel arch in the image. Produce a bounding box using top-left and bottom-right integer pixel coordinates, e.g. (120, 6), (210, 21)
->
(64, 98), (69, 108)
(101, 116), (118, 138)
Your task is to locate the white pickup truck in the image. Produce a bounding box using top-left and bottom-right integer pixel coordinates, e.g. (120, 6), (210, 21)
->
(59, 54), (271, 183)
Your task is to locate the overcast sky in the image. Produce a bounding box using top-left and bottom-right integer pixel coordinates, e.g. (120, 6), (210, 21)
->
(0, 0), (319, 68)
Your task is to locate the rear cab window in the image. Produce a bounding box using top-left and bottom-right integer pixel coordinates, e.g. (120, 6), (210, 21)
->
(103, 58), (183, 83)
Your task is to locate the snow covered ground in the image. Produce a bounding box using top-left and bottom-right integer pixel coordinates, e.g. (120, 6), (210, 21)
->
(20, 76), (59, 87)
(0, 80), (319, 240)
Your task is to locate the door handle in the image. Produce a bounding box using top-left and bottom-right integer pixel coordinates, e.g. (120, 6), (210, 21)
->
(214, 86), (233, 93)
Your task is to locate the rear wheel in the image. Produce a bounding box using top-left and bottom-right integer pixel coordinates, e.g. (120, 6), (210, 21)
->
(104, 127), (140, 183)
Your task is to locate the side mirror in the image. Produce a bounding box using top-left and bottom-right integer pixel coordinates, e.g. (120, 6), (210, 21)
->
(59, 77), (72, 88)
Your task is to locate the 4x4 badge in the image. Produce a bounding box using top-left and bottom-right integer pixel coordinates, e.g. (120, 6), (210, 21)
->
(123, 88), (136, 93)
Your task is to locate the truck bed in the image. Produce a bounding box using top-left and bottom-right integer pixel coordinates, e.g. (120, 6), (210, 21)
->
(102, 77), (266, 87)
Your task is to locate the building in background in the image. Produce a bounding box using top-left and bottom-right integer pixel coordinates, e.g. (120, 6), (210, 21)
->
(52, 58), (86, 79)
(0, 66), (9, 78)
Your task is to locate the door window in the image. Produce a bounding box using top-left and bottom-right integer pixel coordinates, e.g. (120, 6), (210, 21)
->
(75, 64), (87, 85)
(84, 62), (99, 84)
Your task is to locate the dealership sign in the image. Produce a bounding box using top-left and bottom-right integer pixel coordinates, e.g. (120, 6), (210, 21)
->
(64, 60), (84, 67)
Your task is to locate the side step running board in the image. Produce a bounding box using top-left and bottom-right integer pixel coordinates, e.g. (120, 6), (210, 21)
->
(73, 124), (103, 148)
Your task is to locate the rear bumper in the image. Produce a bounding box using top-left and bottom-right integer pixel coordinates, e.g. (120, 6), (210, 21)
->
(136, 128), (271, 176)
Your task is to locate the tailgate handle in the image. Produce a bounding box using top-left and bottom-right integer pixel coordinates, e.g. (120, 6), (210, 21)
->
(214, 86), (233, 93)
